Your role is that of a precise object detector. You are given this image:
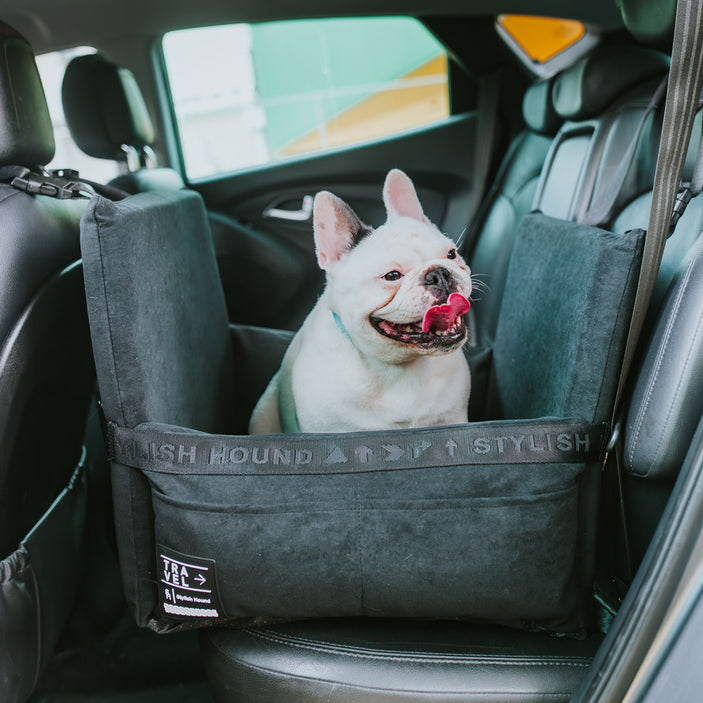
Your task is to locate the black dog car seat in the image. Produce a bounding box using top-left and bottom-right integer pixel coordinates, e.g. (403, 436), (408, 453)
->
(80, 171), (642, 634)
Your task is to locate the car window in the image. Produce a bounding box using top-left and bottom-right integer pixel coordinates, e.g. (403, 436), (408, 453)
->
(35, 48), (121, 181)
(162, 18), (451, 180)
(496, 15), (598, 77)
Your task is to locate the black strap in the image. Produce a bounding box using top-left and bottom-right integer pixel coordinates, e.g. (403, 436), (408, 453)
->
(0, 166), (127, 201)
(107, 419), (606, 476)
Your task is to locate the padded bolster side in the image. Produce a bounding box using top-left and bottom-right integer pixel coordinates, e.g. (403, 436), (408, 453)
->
(0, 21), (55, 167)
(80, 190), (233, 433)
(62, 54), (155, 160)
(552, 45), (669, 121)
(625, 235), (703, 480)
(522, 76), (561, 136)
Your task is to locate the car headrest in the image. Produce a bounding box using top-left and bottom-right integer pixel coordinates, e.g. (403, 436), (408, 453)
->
(0, 21), (55, 168)
(62, 53), (155, 161)
(619, 0), (676, 49)
(552, 45), (670, 121)
(522, 76), (561, 136)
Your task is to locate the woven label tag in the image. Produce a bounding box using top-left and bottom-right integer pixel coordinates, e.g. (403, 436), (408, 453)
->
(158, 545), (223, 620)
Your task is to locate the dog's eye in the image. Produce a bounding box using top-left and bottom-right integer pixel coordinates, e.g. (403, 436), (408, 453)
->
(383, 270), (403, 281)
(447, 248), (457, 260)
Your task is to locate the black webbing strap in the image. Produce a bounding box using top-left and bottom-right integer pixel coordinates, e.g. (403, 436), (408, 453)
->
(0, 166), (127, 201)
(107, 419), (607, 476)
(609, 0), (703, 435)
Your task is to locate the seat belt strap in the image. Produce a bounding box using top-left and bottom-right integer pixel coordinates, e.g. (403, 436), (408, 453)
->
(609, 0), (703, 433)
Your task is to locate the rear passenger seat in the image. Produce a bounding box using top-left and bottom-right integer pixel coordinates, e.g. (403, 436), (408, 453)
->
(470, 44), (669, 348)
(38, 9), (702, 703)
(199, 39), (688, 703)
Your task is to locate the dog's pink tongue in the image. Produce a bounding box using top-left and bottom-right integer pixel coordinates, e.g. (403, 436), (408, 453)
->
(422, 293), (471, 334)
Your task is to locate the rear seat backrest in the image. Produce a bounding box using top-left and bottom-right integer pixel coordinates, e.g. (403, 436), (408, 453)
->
(605, 112), (703, 566)
(535, 45), (669, 221)
(469, 45), (669, 349)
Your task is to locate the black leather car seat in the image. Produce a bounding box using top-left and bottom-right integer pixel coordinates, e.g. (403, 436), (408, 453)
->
(197, 35), (684, 703)
(0, 22), (94, 703)
(61, 52), (185, 194)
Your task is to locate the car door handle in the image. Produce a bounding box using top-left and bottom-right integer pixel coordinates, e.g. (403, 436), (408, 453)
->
(263, 195), (314, 222)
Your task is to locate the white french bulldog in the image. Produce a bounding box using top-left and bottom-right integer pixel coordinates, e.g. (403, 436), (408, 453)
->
(249, 169), (473, 434)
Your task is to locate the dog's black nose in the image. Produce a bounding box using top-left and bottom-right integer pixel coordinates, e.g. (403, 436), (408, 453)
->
(423, 266), (455, 299)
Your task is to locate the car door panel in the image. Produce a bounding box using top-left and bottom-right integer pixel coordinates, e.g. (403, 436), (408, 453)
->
(192, 113), (480, 330)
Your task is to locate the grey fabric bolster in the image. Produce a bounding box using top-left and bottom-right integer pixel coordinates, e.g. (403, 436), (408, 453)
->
(107, 419), (606, 476)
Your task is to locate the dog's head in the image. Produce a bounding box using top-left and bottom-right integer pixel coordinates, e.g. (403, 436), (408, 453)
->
(313, 169), (473, 363)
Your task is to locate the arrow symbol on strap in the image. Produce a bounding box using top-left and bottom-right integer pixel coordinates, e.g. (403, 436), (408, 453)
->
(382, 444), (404, 461)
(355, 446), (374, 463)
(411, 441), (431, 459)
(324, 446), (348, 464)
(446, 439), (458, 457)
(195, 573), (206, 585)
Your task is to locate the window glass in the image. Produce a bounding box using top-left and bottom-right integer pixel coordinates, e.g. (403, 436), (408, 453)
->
(162, 18), (450, 179)
(35, 48), (121, 181)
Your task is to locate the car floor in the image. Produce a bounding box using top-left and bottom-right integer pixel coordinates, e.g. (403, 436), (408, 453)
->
(29, 611), (214, 703)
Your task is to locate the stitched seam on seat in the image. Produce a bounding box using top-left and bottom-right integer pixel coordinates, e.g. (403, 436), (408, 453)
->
(627, 256), (695, 475)
(650, 294), (703, 472)
(206, 642), (577, 699)
(241, 629), (592, 666)
(0, 188), (21, 205)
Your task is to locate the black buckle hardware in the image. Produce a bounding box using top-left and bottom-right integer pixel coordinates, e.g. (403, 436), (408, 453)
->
(9, 171), (95, 200)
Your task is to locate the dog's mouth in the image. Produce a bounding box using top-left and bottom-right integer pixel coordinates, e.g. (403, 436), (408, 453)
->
(370, 293), (470, 350)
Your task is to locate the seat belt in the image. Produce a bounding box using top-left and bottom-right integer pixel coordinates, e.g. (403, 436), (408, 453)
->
(601, 0), (703, 596)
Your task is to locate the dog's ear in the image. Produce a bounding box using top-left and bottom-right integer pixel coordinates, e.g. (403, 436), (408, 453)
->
(313, 191), (369, 270)
(383, 169), (430, 224)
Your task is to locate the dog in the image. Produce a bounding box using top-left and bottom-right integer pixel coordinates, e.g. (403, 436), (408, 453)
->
(249, 169), (473, 434)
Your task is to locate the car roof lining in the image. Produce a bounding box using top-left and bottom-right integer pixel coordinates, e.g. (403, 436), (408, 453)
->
(0, 0), (624, 56)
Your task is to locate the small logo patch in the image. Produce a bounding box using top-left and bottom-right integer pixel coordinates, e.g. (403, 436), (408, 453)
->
(158, 546), (223, 620)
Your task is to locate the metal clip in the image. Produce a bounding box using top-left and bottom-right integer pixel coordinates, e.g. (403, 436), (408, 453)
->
(602, 419), (622, 470)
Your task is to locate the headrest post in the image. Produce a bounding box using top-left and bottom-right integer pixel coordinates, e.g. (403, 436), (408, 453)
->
(121, 144), (141, 173)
